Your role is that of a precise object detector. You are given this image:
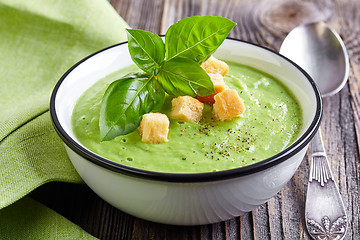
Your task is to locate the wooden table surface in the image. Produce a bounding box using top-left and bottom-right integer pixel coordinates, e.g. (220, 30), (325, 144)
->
(30, 0), (360, 239)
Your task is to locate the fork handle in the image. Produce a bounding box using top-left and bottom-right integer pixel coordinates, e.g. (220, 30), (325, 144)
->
(305, 130), (347, 240)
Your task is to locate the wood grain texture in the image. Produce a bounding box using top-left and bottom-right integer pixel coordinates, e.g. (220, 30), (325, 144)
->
(30, 0), (360, 239)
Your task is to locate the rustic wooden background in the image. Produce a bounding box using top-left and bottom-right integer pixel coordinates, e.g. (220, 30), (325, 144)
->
(30, 0), (360, 239)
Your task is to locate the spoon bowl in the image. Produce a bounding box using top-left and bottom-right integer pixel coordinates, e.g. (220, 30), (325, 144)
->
(280, 22), (349, 240)
(280, 21), (349, 97)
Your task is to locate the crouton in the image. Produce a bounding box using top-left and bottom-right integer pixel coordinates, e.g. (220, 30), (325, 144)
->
(197, 73), (226, 104)
(170, 96), (204, 122)
(139, 113), (169, 143)
(201, 56), (229, 76)
(209, 73), (226, 93)
(213, 89), (245, 121)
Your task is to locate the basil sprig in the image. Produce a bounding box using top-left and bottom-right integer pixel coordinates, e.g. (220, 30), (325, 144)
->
(126, 29), (165, 75)
(157, 57), (216, 97)
(165, 16), (237, 64)
(99, 16), (236, 141)
(100, 73), (165, 141)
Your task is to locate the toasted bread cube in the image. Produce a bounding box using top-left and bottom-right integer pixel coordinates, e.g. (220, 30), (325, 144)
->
(201, 56), (229, 76)
(197, 73), (226, 104)
(209, 73), (226, 93)
(139, 113), (169, 143)
(170, 96), (204, 122)
(213, 89), (245, 121)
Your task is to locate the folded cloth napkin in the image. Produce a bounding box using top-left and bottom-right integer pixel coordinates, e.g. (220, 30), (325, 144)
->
(0, 0), (129, 238)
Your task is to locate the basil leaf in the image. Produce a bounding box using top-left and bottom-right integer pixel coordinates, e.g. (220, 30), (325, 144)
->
(165, 16), (236, 64)
(126, 29), (165, 75)
(99, 72), (165, 141)
(157, 58), (215, 97)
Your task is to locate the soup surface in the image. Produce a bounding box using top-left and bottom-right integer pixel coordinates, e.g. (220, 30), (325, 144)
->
(71, 61), (302, 173)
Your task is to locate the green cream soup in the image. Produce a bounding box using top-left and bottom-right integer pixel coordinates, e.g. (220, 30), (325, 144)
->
(71, 62), (302, 173)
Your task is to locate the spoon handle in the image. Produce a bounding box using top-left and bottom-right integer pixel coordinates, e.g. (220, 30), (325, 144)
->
(305, 129), (347, 240)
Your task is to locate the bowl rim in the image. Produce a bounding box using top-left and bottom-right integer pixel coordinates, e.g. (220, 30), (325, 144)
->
(50, 37), (322, 183)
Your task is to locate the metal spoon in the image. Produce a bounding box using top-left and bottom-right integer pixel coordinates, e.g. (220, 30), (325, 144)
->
(280, 22), (349, 240)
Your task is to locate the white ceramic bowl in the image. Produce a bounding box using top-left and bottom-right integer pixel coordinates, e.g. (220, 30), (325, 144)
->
(50, 38), (322, 225)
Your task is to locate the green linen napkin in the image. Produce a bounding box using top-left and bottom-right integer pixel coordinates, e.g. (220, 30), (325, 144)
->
(0, 0), (129, 238)
(0, 197), (96, 239)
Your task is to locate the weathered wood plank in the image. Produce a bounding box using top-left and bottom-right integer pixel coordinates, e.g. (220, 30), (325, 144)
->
(327, 1), (360, 239)
(225, 218), (240, 240)
(109, 0), (165, 33)
(252, 204), (270, 240)
(239, 213), (254, 240)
